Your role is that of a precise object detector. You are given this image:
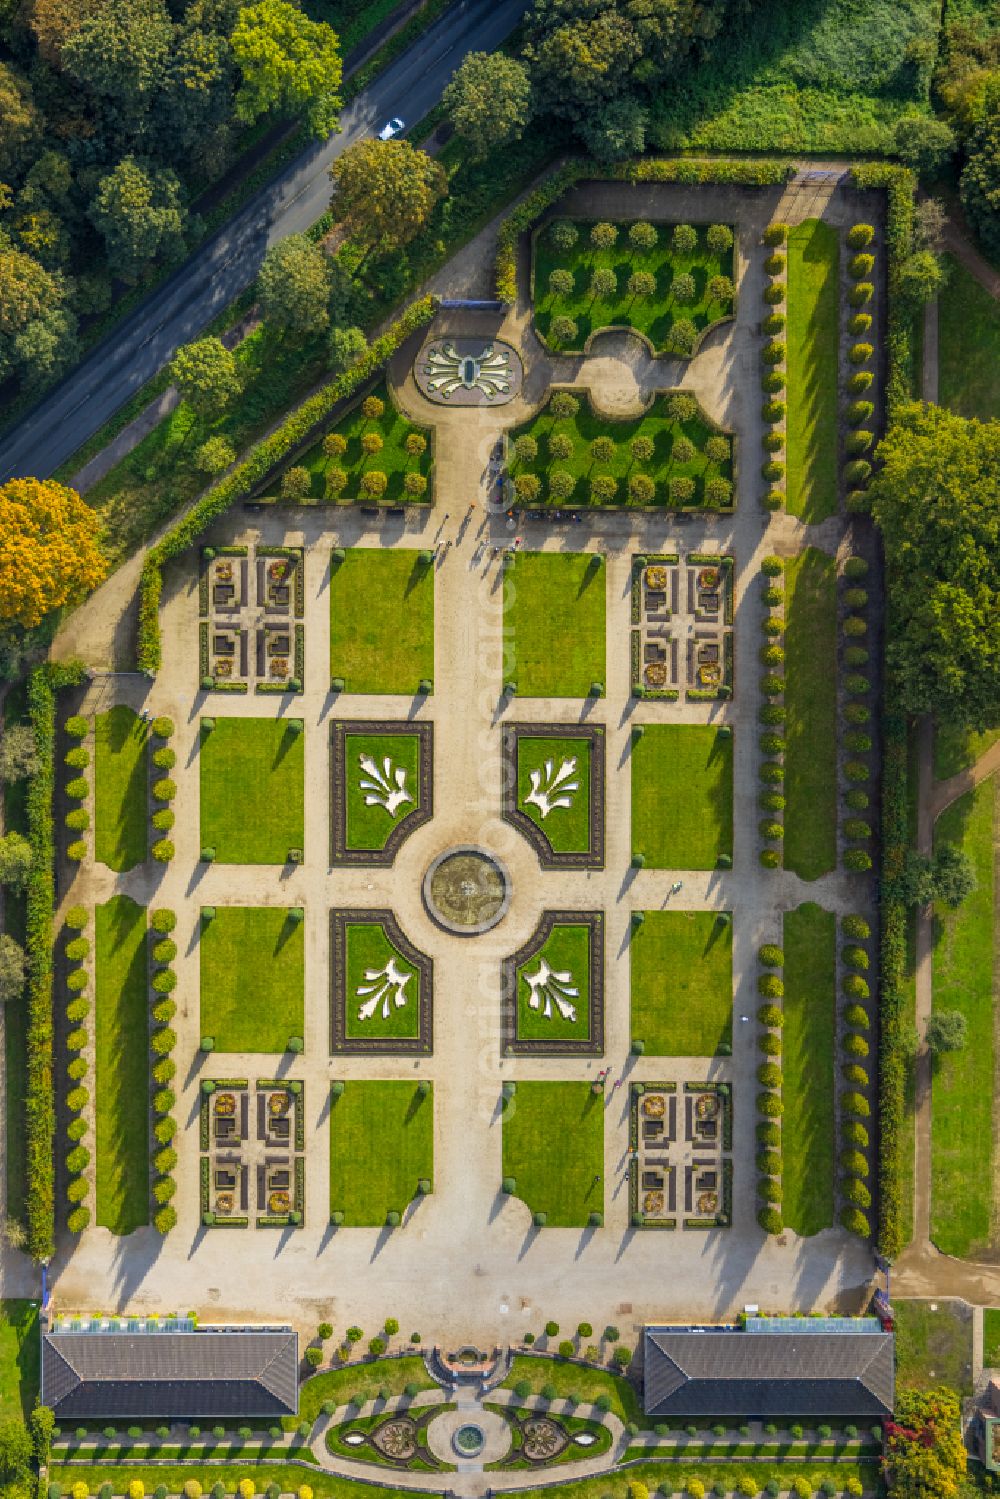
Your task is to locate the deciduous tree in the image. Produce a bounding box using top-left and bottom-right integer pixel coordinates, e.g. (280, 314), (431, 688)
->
(442, 51), (531, 158)
(169, 337), (241, 417)
(257, 234), (339, 336)
(0, 834), (32, 893)
(88, 156), (187, 282)
(0, 478), (106, 628)
(329, 139), (446, 255)
(231, 0), (341, 138)
(885, 1388), (966, 1499)
(0, 936), (26, 1004)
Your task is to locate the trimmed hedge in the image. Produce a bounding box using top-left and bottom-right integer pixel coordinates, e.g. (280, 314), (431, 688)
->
(877, 711), (908, 1258)
(136, 298), (437, 674)
(850, 164), (917, 417)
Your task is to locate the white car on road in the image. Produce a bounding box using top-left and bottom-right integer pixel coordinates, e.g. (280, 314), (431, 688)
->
(378, 117), (405, 140)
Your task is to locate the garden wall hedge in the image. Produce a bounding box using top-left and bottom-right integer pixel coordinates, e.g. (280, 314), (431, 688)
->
(136, 298), (438, 675)
(26, 661), (87, 1260)
(849, 165), (917, 418)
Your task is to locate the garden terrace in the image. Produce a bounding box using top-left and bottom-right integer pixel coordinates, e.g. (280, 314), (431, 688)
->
(94, 895), (149, 1235)
(532, 218), (735, 356)
(631, 724), (734, 870)
(295, 381), (433, 504)
(781, 903), (837, 1237)
(630, 911), (733, 1056)
(783, 548), (838, 880)
(785, 219), (839, 523)
(501, 1080), (604, 1227)
(503, 552), (606, 698)
(199, 716), (304, 864)
(507, 390), (733, 511)
(199, 907), (305, 1053)
(328, 548), (434, 694)
(93, 706), (148, 872)
(328, 1080), (433, 1226)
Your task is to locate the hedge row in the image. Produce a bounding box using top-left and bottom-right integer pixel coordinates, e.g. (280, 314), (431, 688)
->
(759, 555), (786, 869)
(63, 715), (89, 862)
(841, 223), (877, 515)
(877, 711), (909, 1258)
(150, 717), (175, 862)
(760, 222), (788, 512)
(756, 947), (785, 1235)
(849, 164), (918, 419)
(839, 558), (875, 872)
(63, 903), (92, 1234)
(136, 298), (438, 674)
(150, 906), (178, 1233)
(839, 915), (874, 1238)
(26, 662), (87, 1260)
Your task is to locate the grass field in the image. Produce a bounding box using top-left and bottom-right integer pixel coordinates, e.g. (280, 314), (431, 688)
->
(329, 1081), (433, 1225)
(200, 717), (304, 863)
(501, 1081), (603, 1226)
(299, 1358), (437, 1426)
(500, 1355), (642, 1424)
(298, 381), (432, 503)
(933, 722), (1000, 781)
(344, 923), (420, 1041)
(95, 895), (149, 1235)
(894, 1299), (974, 1395)
(345, 730), (422, 851)
(516, 924), (592, 1045)
(931, 778), (997, 1257)
(785, 220), (839, 523)
(200, 907), (304, 1052)
(504, 553), (606, 697)
(631, 725), (733, 869)
(782, 903), (836, 1236)
(985, 1308), (1000, 1367)
(783, 548), (838, 879)
(507, 391), (732, 511)
(533, 219), (734, 354)
(0, 1302), (39, 1419)
(94, 705), (149, 871)
(516, 735), (592, 853)
(938, 255), (1000, 421)
(329, 549), (434, 693)
(630, 910), (733, 1055)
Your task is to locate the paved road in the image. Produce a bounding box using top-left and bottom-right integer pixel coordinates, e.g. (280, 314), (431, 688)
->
(0, 0), (528, 484)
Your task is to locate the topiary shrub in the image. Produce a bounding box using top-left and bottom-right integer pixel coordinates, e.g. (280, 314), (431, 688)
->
(849, 312), (872, 335)
(757, 1091), (783, 1118)
(848, 282), (874, 306)
(762, 340), (786, 365)
(759, 1032), (781, 1056)
(151, 910), (176, 934)
(842, 915), (870, 940)
(757, 1062), (782, 1089)
(759, 820), (784, 841)
(152, 969), (176, 993)
(757, 1150), (781, 1175)
(760, 762), (784, 783)
(758, 1206), (783, 1234)
(152, 778), (176, 802)
(152, 717), (174, 738)
(759, 734), (786, 755)
(760, 848), (781, 869)
(842, 1062), (870, 1088)
(65, 746), (89, 769)
(848, 343), (873, 365)
(760, 705), (785, 726)
(65, 715), (88, 739)
(759, 1177), (782, 1204)
(841, 1091), (870, 1119)
(849, 252), (875, 279)
(758, 1003), (783, 1027)
(65, 777), (88, 800)
(764, 252), (786, 275)
(763, 282), (785, 305)
(844, 819), (871, 842)
(844, 848), (873, 872)
(757, 1120), (781, 1146)
(840, 1205), (871, 1237)
(758, 944), (784, 968)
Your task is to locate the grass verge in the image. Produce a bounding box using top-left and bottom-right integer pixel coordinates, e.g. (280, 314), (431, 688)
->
(937, 253), (1000, 421)
(0, 1302), (39, 1419)
(95, 895), (149, 1235)
(783, 548), (837, 880)
(94, 706), (149, 872)
(782, 902), (836, 1236)
(785, 219), (839, 523)
(893, 1298), (973, 1395)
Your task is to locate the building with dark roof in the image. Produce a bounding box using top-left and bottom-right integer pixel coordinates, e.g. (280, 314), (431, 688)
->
(41, 1319), (298, 1420)
(643, 1318), (894, 1420)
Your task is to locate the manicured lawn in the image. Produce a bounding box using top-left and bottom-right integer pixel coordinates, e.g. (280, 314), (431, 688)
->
(630, 910), (733, 1055)
(985, 1308), (1000, 1368)
(894, 1299), (973, 1395)
(299, 1357), (437, 1426)
(931, 778), (997, 1257)
(0, 1302), (39, 1419)
(504, 552), (606, 698)
(507, 390), (732, 511)
(785, 219), (839, 522)
(933, 722), (1000, 781)
(938, 254), (1000, 421)
(631, 724), (733, 870)
(199, 716), (304, 864)
(782, 903), (836, 1237)
(95, 895), (149, 1235)
(329, 1081), (433, 1225)
(501, 1081), (603, 1226)
(298, 380), (432, 503)
(344, 922), (420, 1041)
(501, 1355), (641, 1424)
(329, 549), (434, 693)
(783, 548), (838, 879)
(516, 734), (592, 853)
(345, 729), (422, 851)
(200, 906), (304, 1052)
(533, 219), (734, 355)
(52, 1469), (414, 1499)
(94, 705), (149, 871)
(516, 924), (591, 1045)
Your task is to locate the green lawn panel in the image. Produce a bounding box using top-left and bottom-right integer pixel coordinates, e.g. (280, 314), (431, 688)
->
(630, 910), (733, 1055)
(533, 220), (733, 353)
(931, 778), (996, 1257)
(630, 724), (733, 870)
(344, 923), (420, 1041)
(782, 902), (836, 1236)
(517, 735), (592, 853)
(516, 925), (592, 1044)
(785, 219), (839, 522)
(505, 552), (606, 698)
(0, 1302), (39, 1419)
(95, 895), (149, 1235)
(329, 1081), (433, 1226)
(784, 548), (837, 879)
(938, 254), (1000, 421)
(933, 723), (1000, 782)
(298, 1358), (436, 1425)
(501, 1081), (603, 1226)
(345, 731), (421, 851)
(501, 1355), (641, 1423)
(299, 380), (432, 502)
(893, 1299), (974, 1395)
(329, 549), (434, 693)
(507, 391), (732, 511)
(199, 717), (304, 864)
(94, 705), (149, 872)
(986, 1308), (1000, 1369)
(200, 906), (304, 1052)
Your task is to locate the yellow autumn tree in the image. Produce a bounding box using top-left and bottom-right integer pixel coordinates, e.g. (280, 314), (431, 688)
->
(0, 477), (106, 627)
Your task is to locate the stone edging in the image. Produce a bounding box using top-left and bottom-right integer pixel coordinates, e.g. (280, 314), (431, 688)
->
(501, 910), (604, 1056)
(329, 719), (434, 867)
(330, 908), (434, 1054)
(500, 723), (605, 870)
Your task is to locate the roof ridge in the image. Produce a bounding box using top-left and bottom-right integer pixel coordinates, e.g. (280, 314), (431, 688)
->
(256, 1334), (297, 1401)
